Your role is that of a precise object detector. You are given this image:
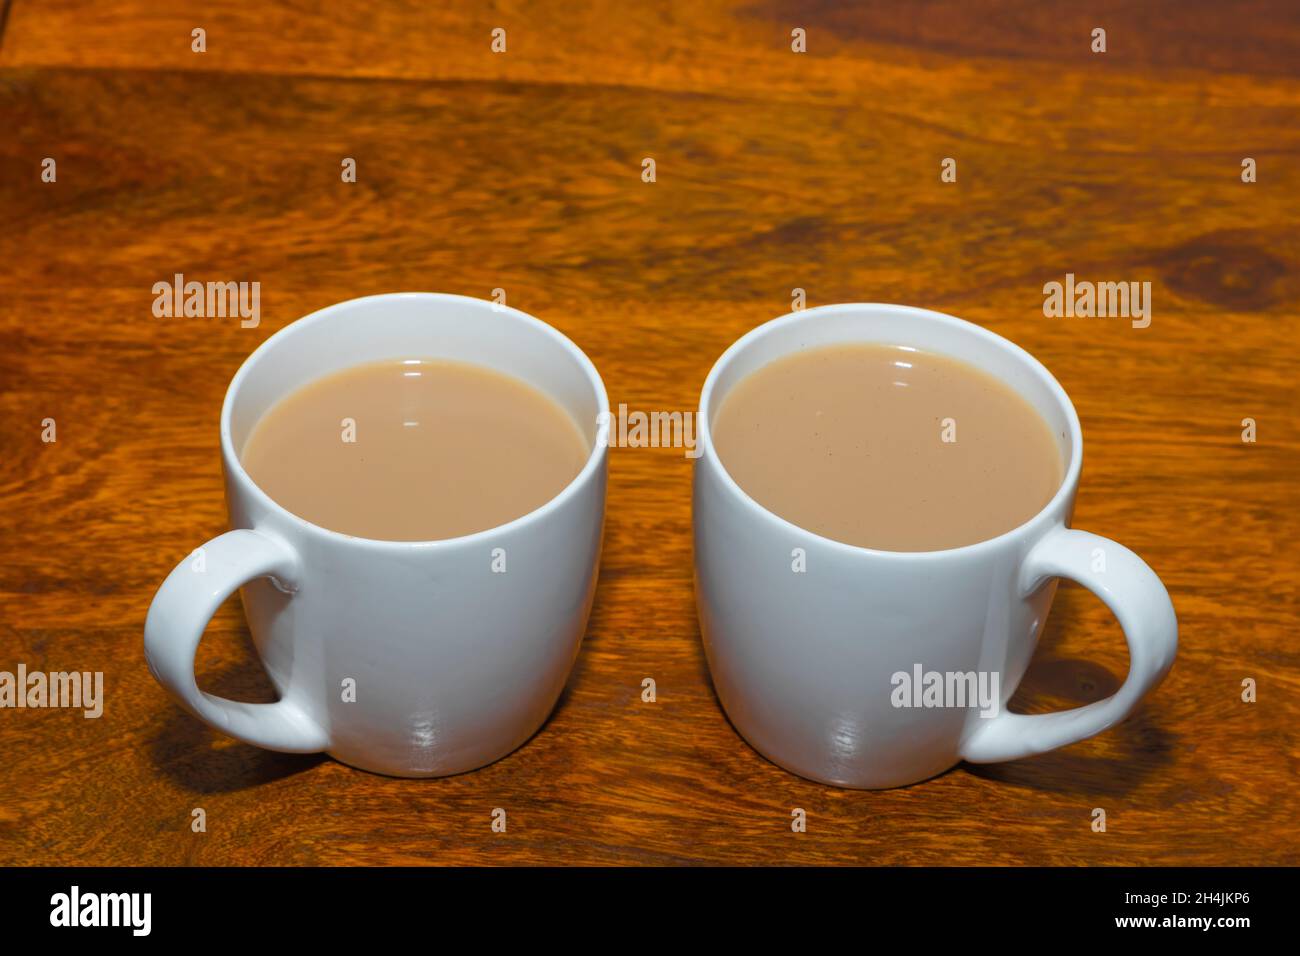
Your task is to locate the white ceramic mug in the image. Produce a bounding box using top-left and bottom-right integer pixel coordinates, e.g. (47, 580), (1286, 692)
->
(693, 304), (1178, 789)
(144, 293), (609, 777)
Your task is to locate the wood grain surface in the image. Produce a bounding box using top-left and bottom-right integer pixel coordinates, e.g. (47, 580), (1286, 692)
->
(1, 1), (1297, 866)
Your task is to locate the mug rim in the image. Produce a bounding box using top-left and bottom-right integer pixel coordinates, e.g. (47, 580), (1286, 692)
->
(219, 291), (610, 550)
(696, 303), (1085, 560)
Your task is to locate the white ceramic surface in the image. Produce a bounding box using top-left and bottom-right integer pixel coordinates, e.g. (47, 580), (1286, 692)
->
(144, 293), (609, 777)
(693, 303), (1178, 789)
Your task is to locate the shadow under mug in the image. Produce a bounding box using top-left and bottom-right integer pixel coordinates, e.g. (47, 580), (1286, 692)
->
(693, 303), (1178, 789)
(144, 293), (609, 777)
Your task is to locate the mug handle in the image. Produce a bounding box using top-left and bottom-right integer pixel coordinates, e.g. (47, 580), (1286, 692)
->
(959, 526), (1177, 763)
(144, 529), (329, 753)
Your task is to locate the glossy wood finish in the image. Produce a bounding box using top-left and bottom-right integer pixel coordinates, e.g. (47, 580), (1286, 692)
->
(1, 1), (1296, 865)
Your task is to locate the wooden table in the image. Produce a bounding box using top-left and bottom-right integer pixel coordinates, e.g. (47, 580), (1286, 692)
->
(1, 1), (1296, 866)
